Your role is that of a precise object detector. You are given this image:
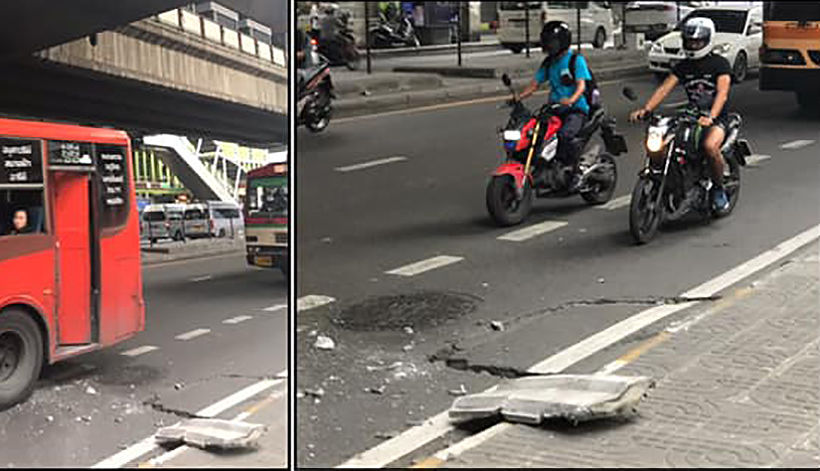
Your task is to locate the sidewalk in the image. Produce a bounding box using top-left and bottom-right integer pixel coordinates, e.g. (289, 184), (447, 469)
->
(437, 241), (820, 468)
(154, 386), (288, 468)
(332, 47), (649, 118)
(141, 237), (245, 265)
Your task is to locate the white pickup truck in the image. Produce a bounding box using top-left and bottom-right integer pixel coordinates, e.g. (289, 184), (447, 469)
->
(622, 1), (711, 41)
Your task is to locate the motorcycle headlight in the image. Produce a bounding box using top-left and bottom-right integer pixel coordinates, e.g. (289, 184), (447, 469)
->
(713, 43), (732, 55)
(646, 128), (666, 153)
(503, 130), (521, 141)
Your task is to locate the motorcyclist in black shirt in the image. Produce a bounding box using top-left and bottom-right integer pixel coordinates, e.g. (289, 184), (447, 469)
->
(629, 17), (732, 212)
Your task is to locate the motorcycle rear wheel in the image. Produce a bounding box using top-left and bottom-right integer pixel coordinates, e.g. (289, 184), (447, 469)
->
(581, 153), (617, 205)
(486, 175), (532, 227)
(306, 116), (330, 133)
(629, 175), (664, 245)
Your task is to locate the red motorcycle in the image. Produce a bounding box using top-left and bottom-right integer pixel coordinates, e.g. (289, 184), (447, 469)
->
(486, 74), (628, 226)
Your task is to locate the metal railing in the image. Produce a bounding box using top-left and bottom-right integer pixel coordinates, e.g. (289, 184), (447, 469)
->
(156, 8), (286, 67)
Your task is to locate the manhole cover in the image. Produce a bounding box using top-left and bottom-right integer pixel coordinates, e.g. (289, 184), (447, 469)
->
(334, 291), (482, 331)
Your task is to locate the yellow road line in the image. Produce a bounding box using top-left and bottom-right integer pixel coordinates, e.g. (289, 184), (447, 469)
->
(411, 457), (446, 468)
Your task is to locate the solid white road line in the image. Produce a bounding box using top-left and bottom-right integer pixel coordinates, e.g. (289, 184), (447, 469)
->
(497, 220), (568, 242)
(264, 303), (288, 312)
(745, 154), (771, 166)
(337, 223), (820, 468)
(597, 194), (631, 211)
(779, 139), (815, 150)
(94, 373), (287, 468)
(223, 315), (253, 325)
(119, 345), (159, 357)
(190, 275), (212, 282)
(335, 156), (407, 172)
(174, 328), (211, 341)
(297, 295), (335, 312)
(385, 255), (464, 276)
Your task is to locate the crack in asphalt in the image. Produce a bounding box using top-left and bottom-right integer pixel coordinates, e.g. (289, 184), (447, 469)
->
(428, 295), (723, 378)
(143, 396), (205, 419)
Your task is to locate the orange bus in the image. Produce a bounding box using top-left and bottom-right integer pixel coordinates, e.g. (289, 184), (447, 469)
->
(759, 2), (820, 110)
(0, 118), (143, 409)
(244, 163), (288, 278)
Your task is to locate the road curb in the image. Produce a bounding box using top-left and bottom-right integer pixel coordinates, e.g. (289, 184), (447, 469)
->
(368, 41), (501, 59)
(141, 245), (244, 266)
(334, 64), (649, 119)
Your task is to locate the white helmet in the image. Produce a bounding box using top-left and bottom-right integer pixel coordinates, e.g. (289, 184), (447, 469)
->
(681, 17), (715, 60)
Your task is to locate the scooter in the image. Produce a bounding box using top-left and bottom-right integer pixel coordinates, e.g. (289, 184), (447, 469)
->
(369, 11), (420, 49)
(486, 74), (628, 226)
(297, 54), (335, 133)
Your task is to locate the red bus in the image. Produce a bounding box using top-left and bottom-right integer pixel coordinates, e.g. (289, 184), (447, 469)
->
(0, 118), (143, 409)
(244, 163), (288, 278)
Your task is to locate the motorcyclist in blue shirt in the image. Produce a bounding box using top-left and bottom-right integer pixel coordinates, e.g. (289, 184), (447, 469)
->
(516, 21), (591, 190)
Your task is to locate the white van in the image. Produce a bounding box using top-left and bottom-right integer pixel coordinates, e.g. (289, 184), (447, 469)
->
(182, 201), (244, 239)
(497, 1), (615, 53)
(141, 204), (185, 243)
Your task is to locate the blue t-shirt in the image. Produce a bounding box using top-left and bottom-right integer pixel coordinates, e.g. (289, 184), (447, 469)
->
(534, 51), (592, 114)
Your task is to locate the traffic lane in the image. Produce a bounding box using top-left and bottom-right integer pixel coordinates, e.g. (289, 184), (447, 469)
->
(0, 255), (288, 467)
(296, 80), (820, 465)
(296, 76), (688, 295)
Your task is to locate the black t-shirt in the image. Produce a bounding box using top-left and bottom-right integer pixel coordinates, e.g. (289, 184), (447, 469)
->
(672, 53), (732, 113)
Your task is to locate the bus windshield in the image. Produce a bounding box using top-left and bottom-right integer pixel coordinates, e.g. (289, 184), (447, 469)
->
(247, 175), (287, 218)
(765, 3), (820, 21)
(676, 9), (748, 34)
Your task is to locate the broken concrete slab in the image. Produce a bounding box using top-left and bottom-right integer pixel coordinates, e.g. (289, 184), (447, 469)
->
(155, 418), (266, 449)
(449, 374), (654, 425)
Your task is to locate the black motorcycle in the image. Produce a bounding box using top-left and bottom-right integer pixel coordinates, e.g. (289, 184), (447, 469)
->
(298, 55), (335, 133)
(369, 11), (420, 49)
(623, 87), (751, 244)
(315, 10), (361, 70)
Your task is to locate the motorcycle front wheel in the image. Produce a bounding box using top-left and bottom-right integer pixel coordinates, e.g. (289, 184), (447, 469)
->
(716, 153), (741, 217)
(345, 47), (361, 70)
(486, 175), (532, 227)
(629, 175), (664, 245)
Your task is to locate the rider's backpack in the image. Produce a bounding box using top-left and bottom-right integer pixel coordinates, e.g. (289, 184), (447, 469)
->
(568, 51), (601, 110)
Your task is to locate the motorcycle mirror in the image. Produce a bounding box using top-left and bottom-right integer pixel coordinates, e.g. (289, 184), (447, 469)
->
(622, 87), (638, 102)
(502, 73), (512, 87)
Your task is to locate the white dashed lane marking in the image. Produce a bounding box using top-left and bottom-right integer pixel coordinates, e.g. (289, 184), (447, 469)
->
(223, 315), (253, 325)
(264, 303), (287, 312)
(174, 328), (211, 341)
(497, 220), (568, 242)
(779, 139), (815, 150)
(385, 255), (463, 277)
(120, 345), (159, 357)
(190, 275), (212, 282)
(597, 194), (631, 210)
(745, 154), (771, 165)
(335, 156), (407, 172)
(297, 295), (335, 312)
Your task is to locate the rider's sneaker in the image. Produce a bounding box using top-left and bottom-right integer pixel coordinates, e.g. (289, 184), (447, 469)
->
(713, 187), (730, 213)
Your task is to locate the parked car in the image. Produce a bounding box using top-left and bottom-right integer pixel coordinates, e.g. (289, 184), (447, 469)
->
(182, 201), (244, 239)
(648, 4), (763, 82)
(497, 1), (615, 53)
(141, 204), (185, 243)
(623, 1), (709, 42)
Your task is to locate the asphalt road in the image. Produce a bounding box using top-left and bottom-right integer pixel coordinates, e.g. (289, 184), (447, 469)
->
(0, 253), (288, 467)
(295, 73), (820, 467)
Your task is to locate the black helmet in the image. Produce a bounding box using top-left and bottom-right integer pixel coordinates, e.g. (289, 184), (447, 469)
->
(540, 21), (571, 57)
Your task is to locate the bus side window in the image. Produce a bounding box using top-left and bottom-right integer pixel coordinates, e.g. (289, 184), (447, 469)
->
(0, 189), (46, 237)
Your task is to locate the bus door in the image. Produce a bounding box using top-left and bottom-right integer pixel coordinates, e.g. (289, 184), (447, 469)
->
(49, 142), (100, 345)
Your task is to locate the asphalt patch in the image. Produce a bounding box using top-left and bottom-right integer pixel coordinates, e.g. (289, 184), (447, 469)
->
(332, 291), (482, 331)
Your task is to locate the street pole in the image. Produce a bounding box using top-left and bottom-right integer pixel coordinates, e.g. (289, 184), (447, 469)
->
(364, 1), (371, 74)
(525, 3), (530, 58)
(457, 2), (462, 66)
(576, 5), (581, 51)
(676, 1), (680, 24)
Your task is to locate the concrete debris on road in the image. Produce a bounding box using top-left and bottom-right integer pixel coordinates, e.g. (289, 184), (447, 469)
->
(403, 326), (414, 335)
(155, 418), (266, 449)
(85, 386), (98, 395)
(490, 320), (505, 331)
(366, 385), (386, 395)
(304, 388), (325, 399)
(448, 384), (468, 397)
(449, 374), (654, 425)
(402, 344), (414, 352)
(314, 335), (336, 350)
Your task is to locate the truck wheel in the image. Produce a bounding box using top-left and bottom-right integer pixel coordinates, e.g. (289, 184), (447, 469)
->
(0, 309), (43, 411)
